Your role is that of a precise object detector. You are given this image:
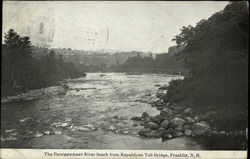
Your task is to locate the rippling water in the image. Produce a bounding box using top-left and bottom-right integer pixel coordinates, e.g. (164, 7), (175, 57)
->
(1, 73), (208, 149)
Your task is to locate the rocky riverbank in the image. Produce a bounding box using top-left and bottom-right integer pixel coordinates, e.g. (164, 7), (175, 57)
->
(0, 82), (86, 104)
(132, 85), (247, 142)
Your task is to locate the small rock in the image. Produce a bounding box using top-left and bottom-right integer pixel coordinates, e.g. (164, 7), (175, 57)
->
(132, 123), (138, 127)
(35, 132), (43, 137)
(184, 129), (192, 136)
(156, 93), (166, 99)
(61, 123), (69, 127)
(65, 118), (72, 122)
(160, 108), (173, 119)
(212, 130), (219, 135)
(164, 127), (175, 134)
(194, 116), (203, 122)
(123, 131), (129, 134)
(156, 107), (164, 110)
(150, 115), (163, 125)
(175, 125), (184, 131)
(9, 131), (17, 136)
(1, 136), (17, 141)
(141, 112), (149, 118)
(185, 117), (195, 124)
(192, 122), (211, 136)
(20, 117), (31, 123)
(160, 120), (170, 129)
(162, 134), (172, 139)
(130, 117), (141, 121)
(61, 84), (69, 89)
(5, 129), (16, 133)
(158, 84), (168, 90)
(108, 125), (116, 131)
(183, 108), (193, 116)
(138, 128), (151, 137)
(44, 131), (50, 135)
(220, 131), (226, 135)
(54, 130), (62, 135)
(172, 131), (184, 137)
(75, 88), (80, 92)
(169, 117), (185, 128)
(58, 91), (66, 95)
(145, 122), (160, 130)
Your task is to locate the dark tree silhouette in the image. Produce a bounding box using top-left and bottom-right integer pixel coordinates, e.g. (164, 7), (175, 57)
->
(1, 29), (85, 96)
(168, 1), (248, 130)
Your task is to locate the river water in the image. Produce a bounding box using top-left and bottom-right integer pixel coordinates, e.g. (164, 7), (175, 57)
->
(1, 73), (208, 149)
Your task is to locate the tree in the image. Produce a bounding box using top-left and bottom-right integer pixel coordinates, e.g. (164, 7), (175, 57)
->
(170, 1), (248, 130)
(2, 29), (34, 93)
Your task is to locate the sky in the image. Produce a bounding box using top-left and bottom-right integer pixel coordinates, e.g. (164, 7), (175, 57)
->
(3, 1), (229, 53)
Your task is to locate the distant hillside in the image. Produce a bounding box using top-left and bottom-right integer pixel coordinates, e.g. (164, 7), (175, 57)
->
(32, 47), (154, 66)
(109, 45), (187, 74)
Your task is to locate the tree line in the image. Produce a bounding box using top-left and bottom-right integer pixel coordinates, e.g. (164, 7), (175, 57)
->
(1, 29), (86, 97)
(109, 52), (187, 75)
(166, 1), (248, 131)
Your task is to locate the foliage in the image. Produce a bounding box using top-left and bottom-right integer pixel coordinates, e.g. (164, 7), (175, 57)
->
(167, 2), (248, 130)
(165, 79), (184, 103)
(1, 29), (85, 97)
(110, 52), (187, 74)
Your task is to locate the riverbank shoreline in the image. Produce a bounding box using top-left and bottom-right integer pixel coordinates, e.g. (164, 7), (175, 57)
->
(0, 78), (81, 104)
(133, 84), (248, 150)
(1, 73), (247, 149)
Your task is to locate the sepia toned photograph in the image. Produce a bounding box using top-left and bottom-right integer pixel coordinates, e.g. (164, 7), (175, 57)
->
(1, 0), (248, 152)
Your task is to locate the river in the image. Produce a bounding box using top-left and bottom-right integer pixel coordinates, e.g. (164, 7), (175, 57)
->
(1, 73), (208, 149)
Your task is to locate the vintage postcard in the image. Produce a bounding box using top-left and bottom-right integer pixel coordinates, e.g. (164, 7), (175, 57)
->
(1, 1), (248, 159)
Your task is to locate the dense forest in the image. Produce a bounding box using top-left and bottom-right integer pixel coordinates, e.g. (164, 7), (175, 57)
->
(1, 29), (86, 97)
(165, 1), (248, 131)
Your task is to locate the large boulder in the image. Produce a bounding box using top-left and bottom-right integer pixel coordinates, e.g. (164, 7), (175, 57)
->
(169, 117), (185, 128)
(192, 122), (211, 136)
(150, 115), (163, 125)
(145, 122), (160, 130)
(160, 108), (173, 119)
(160, 120), (170, 129)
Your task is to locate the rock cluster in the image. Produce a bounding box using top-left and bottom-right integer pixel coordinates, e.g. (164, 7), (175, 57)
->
(134, 84), (245, 140)
(132, 85), (214, 139)
(134, 106), (212, 139)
